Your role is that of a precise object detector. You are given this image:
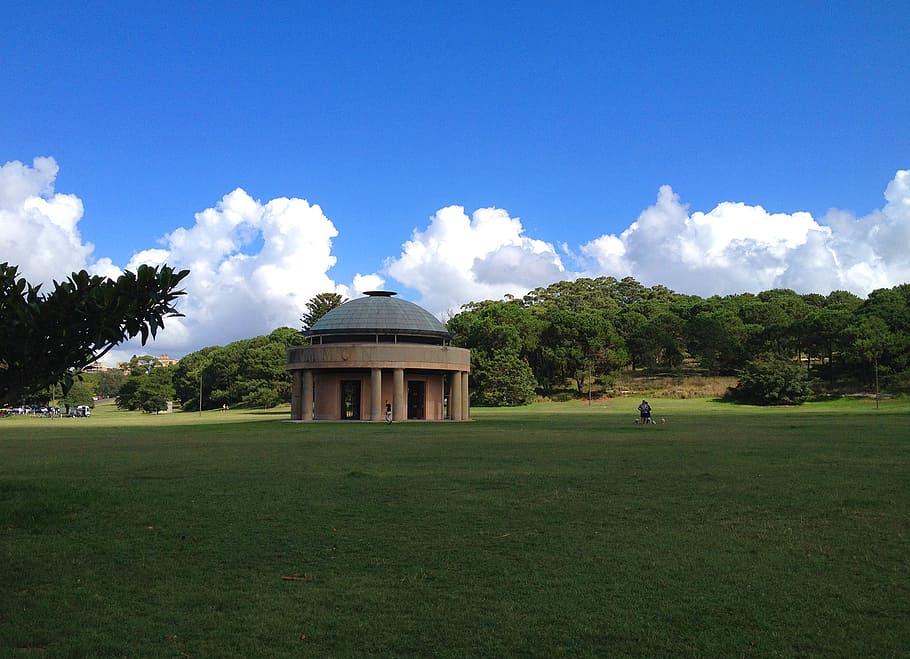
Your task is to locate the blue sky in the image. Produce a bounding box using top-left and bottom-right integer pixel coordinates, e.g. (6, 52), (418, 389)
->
(2, 2), (909, 360)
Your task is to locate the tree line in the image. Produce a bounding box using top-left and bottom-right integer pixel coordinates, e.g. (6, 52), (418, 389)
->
(86, 276), (910, 411)
(113, 328), (301, 413)
(7, 260), (905, 411)
(447, 276), (910, 405)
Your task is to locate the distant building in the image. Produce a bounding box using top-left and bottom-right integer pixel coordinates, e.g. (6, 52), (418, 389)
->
(286, 291), (471, 421)
(156, 354), (178, 368)
(82, 361), (111, 374)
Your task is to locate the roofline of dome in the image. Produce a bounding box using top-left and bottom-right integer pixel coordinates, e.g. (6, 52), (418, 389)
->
(304, 327), (453, 338)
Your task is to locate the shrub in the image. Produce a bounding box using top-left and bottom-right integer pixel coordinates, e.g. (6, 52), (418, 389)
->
(243, 387), (280, 409)
(141, 395), (168, 414)
(726, 354), (812, 405)
(471, 352), (537, 407)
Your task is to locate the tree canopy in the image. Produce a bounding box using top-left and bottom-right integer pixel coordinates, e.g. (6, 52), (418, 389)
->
(171, 327), (301, 411)
(447, 276), (910, 405)
(0, 263), (189, 405)
(301, 292), (347, 332)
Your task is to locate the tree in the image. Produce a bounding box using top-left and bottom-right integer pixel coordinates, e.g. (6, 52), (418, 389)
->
(727, 354), (812, 405)
(301, 293), (347, 332)
(686, 308), (747, 374)
(171, 347), (216, 412)
(535, 308), (621, 393)
(94, 369), (126, 398)
(243, 384), (281, 409)
(470, 352), (537, 406)
(0, 262), (189, 404)
(115, 377), (142, 410)
(448, 299), (540, 357)
(640, 311), (686, 369)
(847, 315), (895, 398)
(61, 379), (95, 412)
(170, 329), (296, 411)
(142, 395), (168, 414)
(115, 365), (175, 411)
(119, 355), (160, 376)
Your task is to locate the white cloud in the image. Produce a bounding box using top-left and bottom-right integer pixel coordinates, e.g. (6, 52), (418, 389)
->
(4, 156), (910, 366)
(341, 273), (385, 299)
(0, 160), (364, 364)
(120, 189), (361, 357)
(0, 157), (101, 284)
(580, 170), (910, 297)
(385, 205), (568, 315)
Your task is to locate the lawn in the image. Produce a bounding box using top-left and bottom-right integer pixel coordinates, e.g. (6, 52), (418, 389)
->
(2, 398), (909, 657)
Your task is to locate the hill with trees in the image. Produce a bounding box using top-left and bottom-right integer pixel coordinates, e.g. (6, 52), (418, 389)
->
(35, 278), (906, 413)
(446, 276), (910, 405)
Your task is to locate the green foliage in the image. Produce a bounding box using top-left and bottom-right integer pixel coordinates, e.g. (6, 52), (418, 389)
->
(141, 395), (168, 414)
(470, 352), (537, 406)
(119, 354), (160, 376)
(449, 300), (543, 403)
(243, 384), (281, 409)
(449, 276), (910, 400)
(301, 292), (347, 332)
(0, 262), (189, 404)
(686, 307), (747, 374)
(449, 298), (540, 356)
(171, 328), (296, 411)
(727, 354), (812, 405)
(61, 379), (95, 409)
(115, 366), (176, 411)
(115, 376), (141, 410)
(94, 369), (126, 398)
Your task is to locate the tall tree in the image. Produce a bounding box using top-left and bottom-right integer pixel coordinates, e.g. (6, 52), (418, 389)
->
(448, 299), (542, 403)
(301, 293), (347, 332)
(0, 263), (189, 404)
(686, 308), (747, 374)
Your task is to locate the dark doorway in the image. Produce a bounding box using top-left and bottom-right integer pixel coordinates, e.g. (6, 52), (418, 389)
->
(407, 380), (425, 420)
(340, 380), (361, 420)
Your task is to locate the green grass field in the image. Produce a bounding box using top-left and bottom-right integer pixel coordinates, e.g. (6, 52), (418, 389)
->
(2, 398), (909, 657)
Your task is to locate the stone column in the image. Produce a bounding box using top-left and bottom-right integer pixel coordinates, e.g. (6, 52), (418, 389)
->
(393, 368), (405, 421)
(370, 367), (382, 421)
(461, 370), (470, 421)
(302, 370), (314, 422)
(450, 370), (462, 421)
(291, 370), (302, 420)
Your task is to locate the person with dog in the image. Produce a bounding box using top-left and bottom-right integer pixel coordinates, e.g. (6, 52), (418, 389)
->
(638, 399), (653, 424)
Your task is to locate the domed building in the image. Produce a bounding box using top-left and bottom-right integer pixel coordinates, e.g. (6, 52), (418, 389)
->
(286, 291), (471, 421)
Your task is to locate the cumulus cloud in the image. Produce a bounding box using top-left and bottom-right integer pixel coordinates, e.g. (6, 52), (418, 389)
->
(0, 159), (372, 364)
(0, 157), (100, 284)
(579, 170), (910, 297)
(385, 205), (568, 314)
(122, 188), (374, 358)
(4, 155), (910, 365)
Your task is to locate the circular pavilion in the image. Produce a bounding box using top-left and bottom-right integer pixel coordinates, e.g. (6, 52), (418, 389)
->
(286, 291), (471, 421)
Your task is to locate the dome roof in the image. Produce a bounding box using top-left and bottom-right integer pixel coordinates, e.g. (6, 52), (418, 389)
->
(307, 291), (451, 340)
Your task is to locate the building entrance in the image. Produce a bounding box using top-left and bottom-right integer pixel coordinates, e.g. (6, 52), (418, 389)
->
(340, 380), (361, 420)
(407, 381), (425, 420)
